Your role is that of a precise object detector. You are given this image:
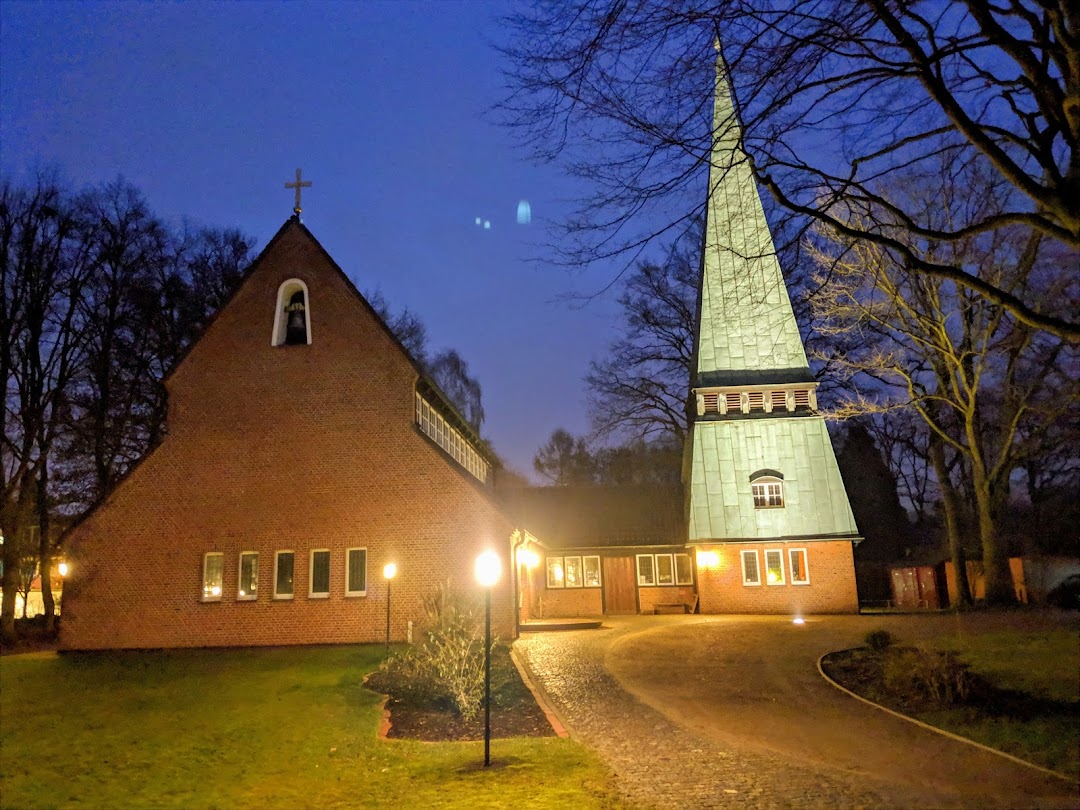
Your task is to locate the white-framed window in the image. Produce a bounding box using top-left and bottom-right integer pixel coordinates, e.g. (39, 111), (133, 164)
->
(674, 553), (694, 585)
(636, 554), (656, 586)
(751, 475), (784, 508)
(202, 552), (224, 601)
(274, 550), (295, 599)
(655, 553), (675, 585)
(346, 548), (367, 596)
(789, 548), (810, 585)
(583, 556), (601, 587)
(636, 553), (691, 586)
(764, 549), (785, 585)
(309, 549), (330, 598)
(546, 556), (564, 588)
(741, 550), (761, 586)
(237, 551), (258, 600)
(564, 555), (583, 588)
(545, 555), (601, 588)
(271, 278), (312, 346)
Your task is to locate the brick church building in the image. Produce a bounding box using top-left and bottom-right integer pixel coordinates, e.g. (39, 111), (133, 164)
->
(61, 46), (860, 650)
(60, 216), (518, 650)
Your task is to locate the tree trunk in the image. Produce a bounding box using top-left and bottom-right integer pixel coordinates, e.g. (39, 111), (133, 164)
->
(971, 466), (1014, 605)
(929, 434), (972, 607)
(37, 461), (55, 635)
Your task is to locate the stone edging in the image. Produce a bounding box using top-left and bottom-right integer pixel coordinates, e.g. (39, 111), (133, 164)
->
(816, 651), (1074, 783)
(510, 645), (570, 738)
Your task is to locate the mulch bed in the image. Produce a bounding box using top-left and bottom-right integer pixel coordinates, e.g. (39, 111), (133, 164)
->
(367, 646), (556, 742)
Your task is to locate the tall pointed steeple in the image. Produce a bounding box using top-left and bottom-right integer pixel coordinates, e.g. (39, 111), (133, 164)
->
(695, 43), (812, 388)
(686, 41), (860, 614)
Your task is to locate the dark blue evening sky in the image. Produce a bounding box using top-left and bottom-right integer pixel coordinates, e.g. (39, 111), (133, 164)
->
(1, 0), (627, 478)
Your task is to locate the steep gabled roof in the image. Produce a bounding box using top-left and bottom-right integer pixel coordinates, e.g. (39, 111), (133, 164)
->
(502, 485), (686, 550)
(169, 215), (492, 461)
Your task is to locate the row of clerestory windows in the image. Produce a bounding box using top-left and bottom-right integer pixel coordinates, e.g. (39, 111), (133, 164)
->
(200, 549), (368, 602)
(415, 393), (491, 483)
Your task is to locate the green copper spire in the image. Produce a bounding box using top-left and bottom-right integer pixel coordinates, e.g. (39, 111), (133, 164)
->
(695, 44), (812, 388)
(686, 42), (859, 547)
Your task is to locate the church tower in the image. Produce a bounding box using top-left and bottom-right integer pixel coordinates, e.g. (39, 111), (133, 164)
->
(687, 44), (860, 614)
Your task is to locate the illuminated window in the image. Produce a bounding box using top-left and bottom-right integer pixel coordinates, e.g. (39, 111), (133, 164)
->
(583, 556), (601, 587)
(674, 553), (694, 585)
(271, 279), (312, 346)
(545, 555), (601, 589)
(309, 549), (330, 598)
(764, 549), (785, 585)
(741, 550), (761, 586)
(750, 471), (785, 508)
(546, 557), (564, 589)
(346, 548), (367, 596)
(202, 553), (223, 601)
(636, 554), (656, 586)
(564, 556), (583, 588)
(789, 548), (809, 585)
(274, 551), (294, 599)
(237, 552), (258, 600)
(655, 554), (675, 585)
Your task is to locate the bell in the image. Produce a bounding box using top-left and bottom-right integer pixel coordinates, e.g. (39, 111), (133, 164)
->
(285, 290), (307, 345)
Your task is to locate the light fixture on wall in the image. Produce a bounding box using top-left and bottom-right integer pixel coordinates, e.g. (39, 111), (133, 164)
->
(696, 550), (719, 570)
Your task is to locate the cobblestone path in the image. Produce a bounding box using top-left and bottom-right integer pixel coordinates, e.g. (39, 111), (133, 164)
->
(515, 615), (1078, 810)
(515, 620), (886, 809)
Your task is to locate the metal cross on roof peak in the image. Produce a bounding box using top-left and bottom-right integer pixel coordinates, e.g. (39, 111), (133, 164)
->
(285, 168), (312, 216)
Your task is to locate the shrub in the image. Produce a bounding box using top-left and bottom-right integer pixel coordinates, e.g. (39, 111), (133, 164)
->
(864, 629), (894, 652)
(883, 647), (972, 708)
(373, 580), (495, 720)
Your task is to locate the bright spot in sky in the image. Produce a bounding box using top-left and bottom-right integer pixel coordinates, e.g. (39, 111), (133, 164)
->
(475, 217), (482, 225)
(483, 220), (491, 229)
(517, 199), (531, 225)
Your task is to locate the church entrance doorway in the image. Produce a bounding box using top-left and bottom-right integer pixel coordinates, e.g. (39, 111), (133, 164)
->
(603, 556), (637, 614)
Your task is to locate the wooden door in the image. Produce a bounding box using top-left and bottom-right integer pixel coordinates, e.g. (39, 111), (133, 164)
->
(603, 556), (637, 614)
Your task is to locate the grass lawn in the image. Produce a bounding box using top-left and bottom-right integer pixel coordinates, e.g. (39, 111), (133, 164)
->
(919, 628), (1080, 779)
(1, 645), (618, 809)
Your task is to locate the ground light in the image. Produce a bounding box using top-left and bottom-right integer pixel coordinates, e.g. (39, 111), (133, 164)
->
(383, 563), (397, 653)
(474, 550), (501, 767)
(793, 616), (805, 625)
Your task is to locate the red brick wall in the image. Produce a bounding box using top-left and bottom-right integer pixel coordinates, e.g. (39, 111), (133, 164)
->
(695, 541), (857, 614)
(60, 223), (516, 650)
(537, 587), (603, 618)
(637, 585), (696, 613)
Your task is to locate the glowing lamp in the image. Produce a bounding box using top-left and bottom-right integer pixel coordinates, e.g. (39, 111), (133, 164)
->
(211, 585), (221, 597)
(57, 562), (69, 577)
(696, 550), (719, 570)
(383, 563), (397, 580)
(519, 549), (539, 569)
(475, 550), (501, 588)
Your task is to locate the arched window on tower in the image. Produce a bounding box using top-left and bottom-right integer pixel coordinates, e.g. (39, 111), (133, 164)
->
(750, 469), (785, 509)
(271, 279), (312, 346)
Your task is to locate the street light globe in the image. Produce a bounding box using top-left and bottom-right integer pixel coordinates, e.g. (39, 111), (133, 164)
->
(58, 562), (69, 577)
(475, 550), (501, 588)
(383, 563), (397, 580)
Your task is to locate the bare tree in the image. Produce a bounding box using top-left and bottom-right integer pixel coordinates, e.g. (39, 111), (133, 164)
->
(586, 238), (697, 445)
(809, 170), (1078, 603)
(500, 1), (1080, 339)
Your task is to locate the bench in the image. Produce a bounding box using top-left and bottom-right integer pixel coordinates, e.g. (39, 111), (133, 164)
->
(654, 595), (699, 615)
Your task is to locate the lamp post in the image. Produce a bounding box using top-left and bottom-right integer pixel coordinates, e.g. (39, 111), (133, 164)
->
(383, 563), (397, 654)
(474, 550), (501, 767)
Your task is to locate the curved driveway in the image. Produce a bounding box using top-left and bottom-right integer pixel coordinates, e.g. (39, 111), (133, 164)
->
(514, 614), (1078, 809)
